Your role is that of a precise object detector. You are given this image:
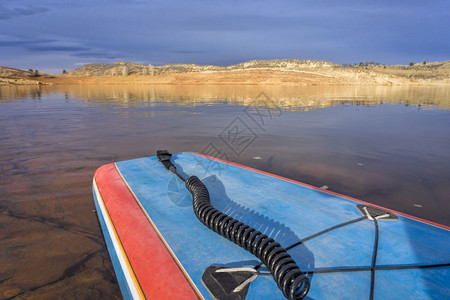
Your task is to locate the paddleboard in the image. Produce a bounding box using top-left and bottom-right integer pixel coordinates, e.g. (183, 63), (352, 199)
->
(93, 152), (450, 299)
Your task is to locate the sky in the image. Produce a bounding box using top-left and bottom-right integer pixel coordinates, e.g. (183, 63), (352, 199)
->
(1, 0), (449, 74)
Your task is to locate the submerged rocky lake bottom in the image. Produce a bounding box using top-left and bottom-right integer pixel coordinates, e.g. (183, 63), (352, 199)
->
(1, 84), (449, 298)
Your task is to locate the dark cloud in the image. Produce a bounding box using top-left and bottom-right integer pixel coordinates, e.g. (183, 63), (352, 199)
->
(0, 38), (89, 52)
(169, 50), (204, 54)
(26, 45), (90, 52)
(72, 51), (124, 60)
(0, 4), (48, 20)
(0, 39), (54, 47)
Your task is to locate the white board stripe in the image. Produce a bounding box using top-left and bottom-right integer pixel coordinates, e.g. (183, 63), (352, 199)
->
(93, 178), (142, 299)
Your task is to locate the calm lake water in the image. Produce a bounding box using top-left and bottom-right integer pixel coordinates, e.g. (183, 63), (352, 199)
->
(1, 84), (449, 298)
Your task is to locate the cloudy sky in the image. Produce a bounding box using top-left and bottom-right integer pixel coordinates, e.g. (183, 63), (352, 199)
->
(1, 0), (449, 74)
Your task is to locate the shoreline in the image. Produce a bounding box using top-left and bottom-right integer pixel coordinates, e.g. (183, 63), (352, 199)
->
(3, 72), (449, 87)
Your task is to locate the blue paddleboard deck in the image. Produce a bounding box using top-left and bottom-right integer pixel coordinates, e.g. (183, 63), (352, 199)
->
(93, 152), (450, 299)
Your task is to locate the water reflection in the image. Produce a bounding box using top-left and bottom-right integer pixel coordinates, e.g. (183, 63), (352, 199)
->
(2, 84), (450, 110)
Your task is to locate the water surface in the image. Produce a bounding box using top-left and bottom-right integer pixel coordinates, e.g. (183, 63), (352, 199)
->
(1, 84), (449, 298)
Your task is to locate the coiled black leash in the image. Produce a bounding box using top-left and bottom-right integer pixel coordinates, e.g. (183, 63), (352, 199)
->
(157, 150), (310, 300)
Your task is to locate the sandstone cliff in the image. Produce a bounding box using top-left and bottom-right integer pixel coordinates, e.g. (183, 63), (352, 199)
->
(63, 59), (450, 85)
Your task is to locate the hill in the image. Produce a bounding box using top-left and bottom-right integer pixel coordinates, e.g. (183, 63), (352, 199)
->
(1, 59), (450, 86)
(65, 59), (338, 77)
(0, 66), (54, 85)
